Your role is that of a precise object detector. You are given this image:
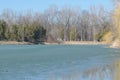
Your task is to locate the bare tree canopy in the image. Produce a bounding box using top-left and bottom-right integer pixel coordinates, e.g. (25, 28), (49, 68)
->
(0, 4), (114, 43)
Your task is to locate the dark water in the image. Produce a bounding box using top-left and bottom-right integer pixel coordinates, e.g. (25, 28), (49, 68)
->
(0, 45), (120, 80)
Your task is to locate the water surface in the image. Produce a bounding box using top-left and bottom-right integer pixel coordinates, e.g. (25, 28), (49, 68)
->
(0, 45), (119, 80)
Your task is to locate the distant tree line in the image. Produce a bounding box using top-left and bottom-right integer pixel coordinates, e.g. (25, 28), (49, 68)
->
(0, 5), (113, 43)
(0, 18), (46, 43)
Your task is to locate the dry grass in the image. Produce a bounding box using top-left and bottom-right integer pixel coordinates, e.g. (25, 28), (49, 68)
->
(102, 31), (113, 43)
(0, 41), (32, 45)
(111, 39), (120, 48)
(62, 41), (108, 45)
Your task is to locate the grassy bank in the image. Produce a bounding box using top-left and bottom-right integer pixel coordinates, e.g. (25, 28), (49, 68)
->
(110, 40), (120, 48)
(61, 41), (109, 45)
(0, 41), (33, 45)
(43, 41), (110, 45)
(0, 41), (110, 45)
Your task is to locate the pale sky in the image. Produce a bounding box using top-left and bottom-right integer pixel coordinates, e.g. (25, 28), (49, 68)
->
(0, 0), (113, 12)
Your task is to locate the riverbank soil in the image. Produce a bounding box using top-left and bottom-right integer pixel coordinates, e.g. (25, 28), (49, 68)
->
(111, 40), (120, 48)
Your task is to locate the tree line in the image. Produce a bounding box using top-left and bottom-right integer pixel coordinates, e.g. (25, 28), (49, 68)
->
(0, 5), (113, 43)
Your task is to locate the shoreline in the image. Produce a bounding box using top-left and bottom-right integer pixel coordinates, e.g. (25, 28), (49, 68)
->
(0, 41), (33, 45)
(61, 41), (109, 45)
(44, 41), (110, 45)
(110, 40), (120, 48)
(0, 41), (111, 45)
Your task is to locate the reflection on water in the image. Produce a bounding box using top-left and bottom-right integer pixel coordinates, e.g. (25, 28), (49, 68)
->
(49, 61), (120, 80)
(0, 45), (120, 80)
(114, 61), (120, 80)
(82, 66), (113, 80)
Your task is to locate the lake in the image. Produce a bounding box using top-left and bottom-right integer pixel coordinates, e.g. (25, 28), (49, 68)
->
(0, 45), (120, 80)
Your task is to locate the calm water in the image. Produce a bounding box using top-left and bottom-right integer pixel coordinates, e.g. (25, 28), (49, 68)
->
(0, 45), (120, 80)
